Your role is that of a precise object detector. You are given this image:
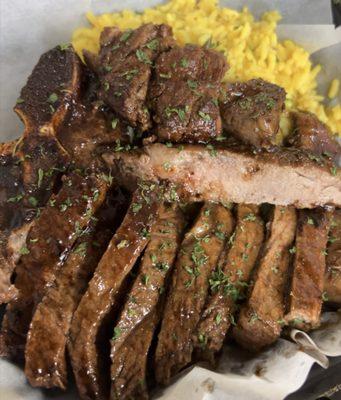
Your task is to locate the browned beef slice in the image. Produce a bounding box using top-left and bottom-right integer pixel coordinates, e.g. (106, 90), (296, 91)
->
(68, 185), (159, 400)
(0, 173), (108, 360)
(233, 206), (297, 352)
(285, 208), (331, 330)
(324, 210), (341, 303)
(84, 24), (174, 131)
(110, 204), (186, 400)
(149, 44), (227, 143)
(155, 203), (234, 385)
(220, 79), (286, 147)
(103, 143), (341, 208)
(24, 188), (127, 389)
(287, 111), (341, 162)
(194, 204), (264, 363)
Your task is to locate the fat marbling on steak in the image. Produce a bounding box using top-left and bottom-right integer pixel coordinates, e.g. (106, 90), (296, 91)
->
(103, 143), (341, 208)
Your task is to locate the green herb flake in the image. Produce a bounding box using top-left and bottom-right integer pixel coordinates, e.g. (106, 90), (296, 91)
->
(19, 246), (30, 255)
(117, 240), (129, 249)
(215, 313), (222, 325)
(163, 162), (171, 171)
(104, 81), (110, 91)
(180, 58), (189, 68)
(7, 193), (24, 203)
(48, 93), (58, 103)
(120, 29), (132, 42)
(136, 49), (152, 65)
(112, 326), (122, 340)
(206, 144), (217, 157)
(141, 274), (150, 286)
(74, 242), (87, 256)
(16, 98), (25, 104)
(198, 111), (211, 122)
(187, 80), (198, 90)
(59, 43), (70, 51)
(164, 106), (189, 122)
(243, 213), (256, 222)
(37, 168), (44, 188)
(28, 196), (38, 207)
(121, 69), (139, 81)
(289, 246), (296, 254)
(307, 217), (315, 225)
(322, 291), (329, 302)
(132, 203), (143, 214)
(330, 166), (338, 176)
(104, 65), (112, 72)
(146, 38), (159, 50)
(159, 72), (172, 79)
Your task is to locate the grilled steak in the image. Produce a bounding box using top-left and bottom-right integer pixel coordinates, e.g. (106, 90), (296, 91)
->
(149, 44), (227, 143)
(324, 210), (341, 304)
(155, 203), (234, 384)
(233, 206), (297, 352)
(194, 204), (264, 363)
(103, 143), (341, 208)
(0, 46), (81, 303)
(220, 79), (286, 147)
(287, 111), (341, 162)
(110, 203), (186, 399)
(24, 188), (127, 389)
(0, 173), (108, 360)
(285, 208), (331, 329)
(84, 24), (174, 131)
(68, 186), (159, 400)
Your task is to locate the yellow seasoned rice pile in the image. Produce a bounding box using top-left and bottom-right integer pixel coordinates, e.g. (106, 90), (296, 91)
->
(72, 0), (340, 135)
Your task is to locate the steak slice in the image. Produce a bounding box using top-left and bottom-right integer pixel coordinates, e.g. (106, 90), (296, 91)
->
(0, 46), (81, 303)
(285, 208), (332, 330)
(324, 210), (341, 304)
(110, 203), (186, 399)
(68, 185), (159, 400)
(24, 188), (127, 389)
(0, 173), (108, 360)
(233, 206), (297, 352)
(287, 111), (341, 162)
(220, 79), (286, 148)
(103, 143), (341, 208)
(84, 24), (174, 131)
(155, 203), (234, 384)
(194, 204), (264, 363)
(149, 44), (227, 143)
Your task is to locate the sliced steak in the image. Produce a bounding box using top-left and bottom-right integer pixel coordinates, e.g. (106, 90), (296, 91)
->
(220, 79), (286, 148)
(194, 204), (264, 363)
(287, 111), (341, 162)
(24, 188), (127, 389)
(103, 143), (341, 208)
(110, 203), (186, 399)
(84, 24), (174, 131)
(233, 206), (297, 352)
(155, 203), (234, 384)
(68, 186), (159, 400)
(0, 173), (108, 360)
(149, 44), (227, 143)
(324, 210), (341, 304)
(285, 209), (331, 329)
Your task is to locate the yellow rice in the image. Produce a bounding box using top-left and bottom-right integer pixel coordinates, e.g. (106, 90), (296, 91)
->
(72, 0), (341, 136)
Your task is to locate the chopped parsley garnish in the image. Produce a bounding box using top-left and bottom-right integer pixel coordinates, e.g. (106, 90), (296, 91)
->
(121, 69), (139, 81)
(243, 213), (256, 222)
(19, 246), (30, 255)
(330, 166), (337, 176)
(289, 246), (296, 254)
(180, 57), (189, 67)
(198, 111), (211, 121)
(37, 168), (44, 188)
(164, 106), (189, 122)
(111, 43), (120, 51)
(112, 327), (122, 340)
(16, 98), (25, 104)
(7, 193), (24, 203)
(249, 311), (259, 324)
(136, 49), (152, 65)
(104, 65), (112, 72)
(132, 203), (143, 214)
(141, 274), (150, 285)
(187, 80), (198, 90)
(307, 217), (315, 225)
(103, 81), (110, 91)
(215, 313), (222, 325)
(206, 144), (217, 157)
(28, 196), (38, 207)
(117, 240), (129, 249)
(59, 43), (70, 51)
(322, 291), (328, 301)
(146, 38), (159, 50)
(74, 242), (87, 256)
(120, 29), (132, 42)
(48, 93), (58, 103)
(159, 72), (172, 79)
(163, 162), (171, 171)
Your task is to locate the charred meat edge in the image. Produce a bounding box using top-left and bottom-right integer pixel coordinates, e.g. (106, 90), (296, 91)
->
(155, 203), (234, 384)
(68, 186), (159, 400)
(233, 206), (297, 352)
(110, 203), (186, 400)
(194, 204), (264, 363)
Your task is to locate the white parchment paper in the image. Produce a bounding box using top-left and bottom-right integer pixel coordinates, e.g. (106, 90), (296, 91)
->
(0, 1), (341, 399)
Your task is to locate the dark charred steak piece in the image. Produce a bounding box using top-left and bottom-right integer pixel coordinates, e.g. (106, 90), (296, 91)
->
(103, 143), (341, 208)
(149, 44), (227, 143)
(0, 47), (82, 303)
(0, 173), (108, 360)
(285, 209), (331, 330)
(324, 210), (341, 304)
(220, 79), (286, 148)
(24, 188), (127, 389)
(84, 24), (174, 131)
(287, 111), (341, 162)
(69, 186), (159, 400)
(194, 204), (264, 363)
(155, 203), (234, 385)
(233, 206), (297, 352)
(110, 203), (186, 400)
